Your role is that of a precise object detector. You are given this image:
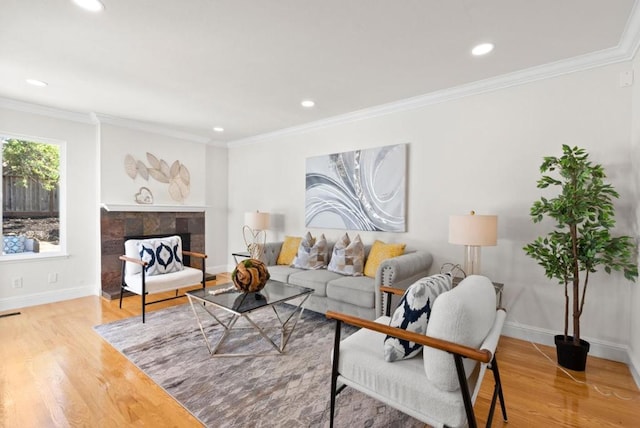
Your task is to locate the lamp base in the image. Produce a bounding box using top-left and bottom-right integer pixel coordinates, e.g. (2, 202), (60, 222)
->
(463, 245), (482, 275)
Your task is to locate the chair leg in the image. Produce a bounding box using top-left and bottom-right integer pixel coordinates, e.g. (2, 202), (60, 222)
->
(329, 319), (342, 428)
(119, 259), (126, 309)
(491, 357), (508, 422)
(454, 354), (477, 428)
(142, 292), (146, 323)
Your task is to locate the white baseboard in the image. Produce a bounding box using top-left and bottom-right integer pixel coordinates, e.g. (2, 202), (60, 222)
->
(502, 321), (630, 364)
(0, 286), (95, 311)
(628, 351), (640, 389)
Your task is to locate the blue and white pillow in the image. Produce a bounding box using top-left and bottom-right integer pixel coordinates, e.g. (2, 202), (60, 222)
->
(137, 236), (184, 276)
(3, 235), (26, 254)
(383, 273), (453, 362)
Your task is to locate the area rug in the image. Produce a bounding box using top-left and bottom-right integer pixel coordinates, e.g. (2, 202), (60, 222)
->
(94, 303), (425, 428)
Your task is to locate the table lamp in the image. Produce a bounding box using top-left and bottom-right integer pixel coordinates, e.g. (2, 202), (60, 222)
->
(243, 211), (270, 260)
(448, 211), (497, 275)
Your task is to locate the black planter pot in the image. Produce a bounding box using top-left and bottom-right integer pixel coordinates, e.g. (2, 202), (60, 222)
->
(554, 335), (590, 371)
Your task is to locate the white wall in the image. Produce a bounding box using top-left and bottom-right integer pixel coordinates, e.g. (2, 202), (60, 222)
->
(205, 145), (229, 274)
(0, 107), (99, 309)
(228, 62), (637, 362)
(100, 123), (206, 206)
(99, 123), (230, 274)
(629, 51), (640, 385)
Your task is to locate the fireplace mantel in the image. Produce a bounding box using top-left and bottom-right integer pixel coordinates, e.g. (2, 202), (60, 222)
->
(100, 203), (206, 212)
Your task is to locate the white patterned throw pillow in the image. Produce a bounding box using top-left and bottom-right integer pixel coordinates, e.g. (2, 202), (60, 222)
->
(137, 236), (184, 276)
(292, 232), (329, 269)
(327, 233), (365, 276)
(383, 273), (453, 362)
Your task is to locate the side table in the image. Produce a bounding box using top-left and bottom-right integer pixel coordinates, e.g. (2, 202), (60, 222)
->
(452, 277), (503, 308)
(232, 251), (251, 264)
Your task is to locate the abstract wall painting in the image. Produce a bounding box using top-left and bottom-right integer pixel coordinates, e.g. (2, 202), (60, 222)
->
(305, 144), (407, 232)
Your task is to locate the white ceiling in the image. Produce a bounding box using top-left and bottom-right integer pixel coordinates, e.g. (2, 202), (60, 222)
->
(0, 1), (637, 143)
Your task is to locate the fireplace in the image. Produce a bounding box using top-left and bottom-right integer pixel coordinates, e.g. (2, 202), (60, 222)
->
(100, 209), (205, 299)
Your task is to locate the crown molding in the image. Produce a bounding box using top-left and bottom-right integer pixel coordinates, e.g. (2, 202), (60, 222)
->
(228, 46), (630, 148)
(93, 113), (212, 144)
(618, 0), (640, 60)
(228, 4), (640, 148)
(0, 97), (94, 124)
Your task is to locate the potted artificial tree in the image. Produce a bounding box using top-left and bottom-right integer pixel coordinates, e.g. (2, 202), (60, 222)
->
(524, 145), (637, 371)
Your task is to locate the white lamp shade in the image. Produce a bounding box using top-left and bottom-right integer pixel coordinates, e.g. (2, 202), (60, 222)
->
(245, 211), (270, 230)
(449, 214), (498, 246)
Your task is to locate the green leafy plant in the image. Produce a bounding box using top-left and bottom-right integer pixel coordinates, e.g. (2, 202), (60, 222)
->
(523, 145), (637, 345)
(2, 138), (60, 190)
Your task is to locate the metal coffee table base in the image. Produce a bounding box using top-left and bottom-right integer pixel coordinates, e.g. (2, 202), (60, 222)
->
(187, 294), (311, 357)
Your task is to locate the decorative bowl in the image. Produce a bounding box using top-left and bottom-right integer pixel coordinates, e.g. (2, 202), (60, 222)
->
(232, 258), (270, 293)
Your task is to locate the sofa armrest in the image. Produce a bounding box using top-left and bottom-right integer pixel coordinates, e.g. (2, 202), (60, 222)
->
(374, 250), (433, 317)
(262, 242), (283, 266)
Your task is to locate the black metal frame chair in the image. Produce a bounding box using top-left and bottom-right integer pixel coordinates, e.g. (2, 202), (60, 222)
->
(118, 238), (207, 323)
(327, 283), (507, 428)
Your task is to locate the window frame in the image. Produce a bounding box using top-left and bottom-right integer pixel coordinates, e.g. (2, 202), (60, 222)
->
(0, 132), (67, 261)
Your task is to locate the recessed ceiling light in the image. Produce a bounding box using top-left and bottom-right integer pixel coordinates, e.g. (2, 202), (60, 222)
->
(213, 127), (224, 132)
(72, 0), (105, 12)
(26, 79), (48, 87)
(471, 43), (494, 56)
(301, 100), (315, 108)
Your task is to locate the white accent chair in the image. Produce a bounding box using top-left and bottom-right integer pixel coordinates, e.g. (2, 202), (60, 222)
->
(119, 235), (207, 322)
(327, 275), (507, 428)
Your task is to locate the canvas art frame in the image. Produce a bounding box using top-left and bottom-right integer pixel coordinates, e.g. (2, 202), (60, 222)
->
(305, 144), (407, 232)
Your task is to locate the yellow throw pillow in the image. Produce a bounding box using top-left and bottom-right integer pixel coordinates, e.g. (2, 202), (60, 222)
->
(277, 236), (302, 265)
(363, 240), (406, 278)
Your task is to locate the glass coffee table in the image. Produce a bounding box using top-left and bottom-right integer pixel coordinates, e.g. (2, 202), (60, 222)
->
(186, 280), (313, 357)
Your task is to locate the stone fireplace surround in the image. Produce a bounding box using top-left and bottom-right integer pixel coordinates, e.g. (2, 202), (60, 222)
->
(100, 209), (205, 299)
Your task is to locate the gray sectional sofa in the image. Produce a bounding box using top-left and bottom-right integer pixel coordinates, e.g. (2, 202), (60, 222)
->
(262, 241), (433, 320)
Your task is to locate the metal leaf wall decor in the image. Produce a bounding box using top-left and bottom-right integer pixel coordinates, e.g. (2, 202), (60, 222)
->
(123, 152), (191, 203)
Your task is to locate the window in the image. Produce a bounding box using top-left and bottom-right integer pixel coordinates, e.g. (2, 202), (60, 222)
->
(1, 135), (65, 258)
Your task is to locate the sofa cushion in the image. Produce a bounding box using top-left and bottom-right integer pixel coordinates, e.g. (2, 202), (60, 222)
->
(363, 240), (406, 278)
(383, 273), (452, 362)
(288, 269), (344, 297)
(277, 236), (302, 265)
(3, 235), (26, 253)
(124, 266), (202, 295)
(423, 275), (496, 392)
(328, 233), (365, 276)
(292, 232), (329, 269)
(326, 275), (375, 308)
(267, 265), (303, 283)
(137, 236), (184, 276)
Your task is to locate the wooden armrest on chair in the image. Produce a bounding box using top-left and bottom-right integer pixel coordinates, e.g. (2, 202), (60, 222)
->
(183, 250), (207, 259)
(118, 255), (147, 266)
(325, 310), (492, 363)
(379, 285), (405, 296)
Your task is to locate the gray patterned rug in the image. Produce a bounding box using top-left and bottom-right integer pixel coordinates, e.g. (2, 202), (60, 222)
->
(94, 303), (425, 428)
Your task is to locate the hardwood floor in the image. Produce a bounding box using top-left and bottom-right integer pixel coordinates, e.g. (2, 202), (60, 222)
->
(1, 275), (639, 427)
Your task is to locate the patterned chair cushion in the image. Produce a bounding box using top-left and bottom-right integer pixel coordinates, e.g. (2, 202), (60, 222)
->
(137, 236), (184, 276)
(384, 273), (453, 362)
